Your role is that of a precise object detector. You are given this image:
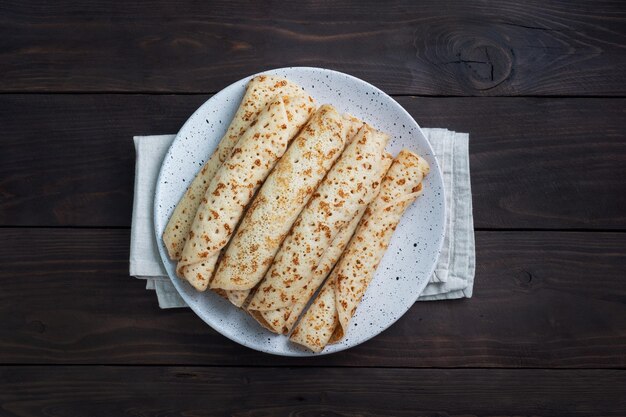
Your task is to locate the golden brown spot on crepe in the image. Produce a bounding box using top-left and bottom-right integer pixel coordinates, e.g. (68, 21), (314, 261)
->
(250, 259), (258, 273)
(196, 273), (205, 281)
(326, 148), (339, 159)
(314, 223), (332, 239)
(254, 159), (261, 166)
(210, 210), (219, 219)
(199, 251), (209, 258)
(224, 223), (231, 233)
(292, 253), (300, 265)
(212, 183), (226, 197)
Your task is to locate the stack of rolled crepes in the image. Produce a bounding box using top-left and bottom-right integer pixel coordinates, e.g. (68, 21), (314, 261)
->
(290, 150), (430, 352)
(169, 76), (316, 290)
(210, 105), (362, 306)
(162, 74), (430, 352)
(246, 124), (393, 334)
(163, 75), (314, 263)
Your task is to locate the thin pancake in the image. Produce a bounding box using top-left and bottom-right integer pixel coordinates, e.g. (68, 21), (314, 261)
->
(247, 125), (393, 333)
(290, 149), (430, 352)
(176, 95), (315, 290)
(162, 75), (310, 260)
(210, 105), (352, 306)
(251, 205), (365, 334)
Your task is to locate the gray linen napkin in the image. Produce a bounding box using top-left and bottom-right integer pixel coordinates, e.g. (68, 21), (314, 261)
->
(129, 130), (475, 308)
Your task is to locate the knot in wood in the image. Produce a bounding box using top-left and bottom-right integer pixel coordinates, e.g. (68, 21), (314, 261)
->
(455, 42), (513, 92)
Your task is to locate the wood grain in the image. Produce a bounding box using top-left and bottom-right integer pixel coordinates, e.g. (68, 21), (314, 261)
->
(1, 94), (624, 229)
(0, 228), (624, 367)
(1, 0), (624, 95)
(1, 366), (624, 416)
(1, 0), (624, 412)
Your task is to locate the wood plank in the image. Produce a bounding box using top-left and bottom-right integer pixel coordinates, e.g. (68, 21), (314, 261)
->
(0, 228), (624, 367)
(410, 97), (626, 229)
(0, 94), (207, 227)
(1, 95), (624, 229)
(1, 367), (624, 416)
(1, 0), (624, 95)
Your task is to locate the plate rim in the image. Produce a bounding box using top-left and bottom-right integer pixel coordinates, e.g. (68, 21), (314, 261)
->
(153, 66), (446, 356)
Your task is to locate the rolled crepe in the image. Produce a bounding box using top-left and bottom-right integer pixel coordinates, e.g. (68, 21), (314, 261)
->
(176, 95), (316, 291)
(247, 125), (393, 334)
(211, 105), (353, 306)
(162, 75), (310, 260)
(250, 204), (364, 333)
(343, 114), (364, 141)
(290, 149), (430, 352)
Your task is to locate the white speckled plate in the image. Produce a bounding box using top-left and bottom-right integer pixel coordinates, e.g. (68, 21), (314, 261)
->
(154, 67), (445, 356)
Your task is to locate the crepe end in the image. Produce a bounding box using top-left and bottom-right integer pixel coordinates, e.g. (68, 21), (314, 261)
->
(225, 289), (252, 308)
(175, 263), (210, 292)
(248, 310), (284, 334)
(162, 235), (181, 261)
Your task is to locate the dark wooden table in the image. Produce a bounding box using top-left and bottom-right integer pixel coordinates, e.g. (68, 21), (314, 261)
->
(1, 1), (625, 415)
